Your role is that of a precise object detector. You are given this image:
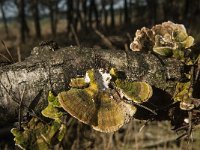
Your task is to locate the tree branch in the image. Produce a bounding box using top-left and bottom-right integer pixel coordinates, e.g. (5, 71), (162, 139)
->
(0, 45), (182, 126)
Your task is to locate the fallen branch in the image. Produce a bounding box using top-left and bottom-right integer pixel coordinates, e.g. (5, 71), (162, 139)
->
(0, 44), (182, 126)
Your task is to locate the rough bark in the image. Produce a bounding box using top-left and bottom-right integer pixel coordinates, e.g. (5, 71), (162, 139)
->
(0, 45), (182, 126)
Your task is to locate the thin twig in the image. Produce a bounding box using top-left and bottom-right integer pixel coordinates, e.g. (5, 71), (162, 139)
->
(124, 43), (129, 52)
(126, 32), (133, 42)
(18, 98), (23, 130)
(106, 133), (114, 150)
(18, 85), (26, 130)
(1, 40), (14, 62)
(0, 81), (45, 123)
(132, 101), (157, 115)
(175, 124), (189, 132)
(138, 136), (179, 148)
(17, 46), (22, 62)
(70, 24), (80, 47)
(93, 27), (116, 50)
(139, 119), (150, 132)
(176, 132), (187, 140)
(187, 111), (193, 138)
(0, 53), (12, 62)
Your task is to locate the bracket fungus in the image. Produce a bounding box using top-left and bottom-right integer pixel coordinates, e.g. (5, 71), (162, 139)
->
(130, 21), (194, 59)
(11, 91), (67, 149)
(173, 81), (194, 110)
(58, 68), (153, 132)
(130, 21), (200, 111)
(11, 117), (66, 150)
(10, 22), (200, 149)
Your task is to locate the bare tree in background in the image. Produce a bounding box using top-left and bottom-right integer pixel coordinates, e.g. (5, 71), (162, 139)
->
(1, 0), (200, 43)
(184, 0), (190, 19)
(0, 0), (9, 38)
(124, 0), (129, 24)
(188, 0), (200, 22)
(66, 0), (74, 32)
(88, 0), (99, 28)
(16, 0), (30, 43)
(49, 0), (58, 36)
(162, 0), (180, 21)
(31, 0), (41, 38)
(74, 0), (81, 31)
(81, 0), (88, 29)
(146, 0), (157, 25)
(110, 0), (115, 27)
(101, 0), (106, 27)
(41, 0), (59, 36)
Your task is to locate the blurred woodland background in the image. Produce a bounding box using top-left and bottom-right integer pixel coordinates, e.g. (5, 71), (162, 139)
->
(0, 0), (200, 62)
(1, 0), (200, 149)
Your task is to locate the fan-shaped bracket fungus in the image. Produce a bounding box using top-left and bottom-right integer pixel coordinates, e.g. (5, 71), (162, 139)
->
(58, 68), (153, 133)
(130, 21), (199, 111)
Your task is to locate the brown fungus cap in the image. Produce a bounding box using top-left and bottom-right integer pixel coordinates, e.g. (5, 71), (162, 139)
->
(130, 21), (194, 56)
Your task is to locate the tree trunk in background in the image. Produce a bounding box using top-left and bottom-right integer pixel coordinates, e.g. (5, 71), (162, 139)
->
(188, 0), (200, 27)
(110, 0), (115, 27)
(32, 0), (41, 38)
(0, 2), (9, 38)
(81, 0), (87, 29)
(18, 0), (29, 43)
(66, 0), (74, 32)
(119, 8), (123, 26)
(94, 1), (99, 28)
(49, 1), (58, 37)
(147, 0), (157, 25)
(88, 0), (92, 27)
(129, 0), (133, 23)
(49, 5), (55, 36)
(74, 0), (81, 31)
(124, 0), (129, 24)
(55, 1), (59, 34)
(184, 0), (189, 18)
(163, 0), (175, 21)
(101, 0), (106, 27)
(193, 0), (200, 17)
(89, 0), (99, 28)
(104, 10), (108, 28)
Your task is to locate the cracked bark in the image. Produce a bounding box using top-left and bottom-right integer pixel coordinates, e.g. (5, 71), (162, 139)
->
(0, 45), (182, 126)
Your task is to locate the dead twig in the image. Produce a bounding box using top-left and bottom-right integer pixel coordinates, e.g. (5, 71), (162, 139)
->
(1, 40), (14, 62)
(124, 43), (129, 52)
(126, 32), (133, 43)
(93, 27), (116, 50)
(17, 46), (21, 62)
(0, 80), (45, 123)
(137, 136), (178, 148)
(139, 119), (150, 132)
(0, 53), (12, 62)
(187, 111), (193, 138)
(70, 24), (80, 47)
(18, 85), (26, 130)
